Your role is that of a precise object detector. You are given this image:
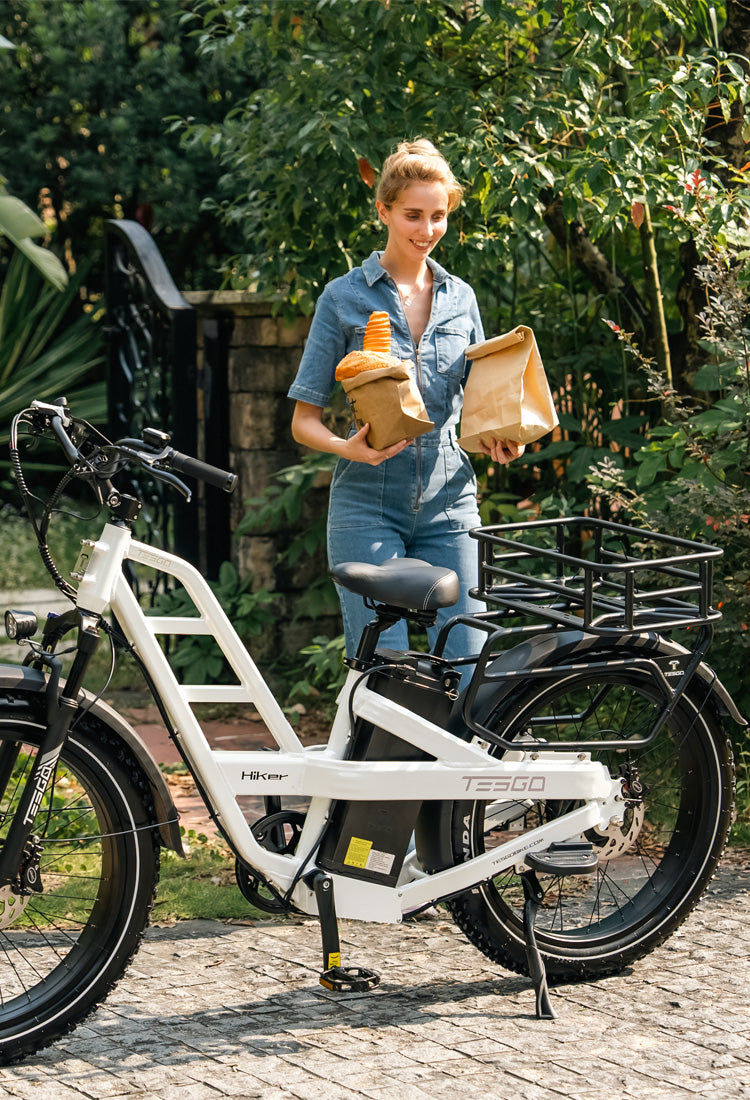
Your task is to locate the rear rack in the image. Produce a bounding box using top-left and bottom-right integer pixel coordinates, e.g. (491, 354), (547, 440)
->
(438, 517), (724, 753)
(470, 516), (722, 636)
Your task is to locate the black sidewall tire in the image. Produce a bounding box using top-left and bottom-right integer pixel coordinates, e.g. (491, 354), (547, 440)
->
(0, 710), (159, 1063)
(445, 668), (734, 982)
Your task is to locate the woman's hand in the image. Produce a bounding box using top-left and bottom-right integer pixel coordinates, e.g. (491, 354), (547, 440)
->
(342, 423), (412, 465)
(478, 437), (526, 464)
(291, 401), (411, 464)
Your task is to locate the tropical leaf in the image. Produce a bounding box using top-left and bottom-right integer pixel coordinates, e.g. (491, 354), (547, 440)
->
(0, 192), (68, 290)
(0, 252), (104, 448)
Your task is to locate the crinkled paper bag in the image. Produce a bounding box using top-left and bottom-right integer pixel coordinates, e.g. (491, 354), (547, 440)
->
(458, 325), (558, 452)
(341, 362), (434, 450)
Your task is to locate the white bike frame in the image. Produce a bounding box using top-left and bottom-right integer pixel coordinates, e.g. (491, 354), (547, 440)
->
(74, 521), (625, 922)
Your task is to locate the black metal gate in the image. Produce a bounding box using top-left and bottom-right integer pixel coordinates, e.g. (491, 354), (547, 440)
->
(105, 218), (198, 567)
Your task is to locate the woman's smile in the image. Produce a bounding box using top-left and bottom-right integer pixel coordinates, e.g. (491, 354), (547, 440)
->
(377, 180), (449, 266)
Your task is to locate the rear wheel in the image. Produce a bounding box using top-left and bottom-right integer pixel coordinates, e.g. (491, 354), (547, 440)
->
(0, 699), (160, 1063)
(447, 666), (734, 981)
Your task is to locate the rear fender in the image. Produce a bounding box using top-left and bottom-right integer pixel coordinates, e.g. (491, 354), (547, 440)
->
(0, 662), (184, 854)
(449, 628), (746, 737)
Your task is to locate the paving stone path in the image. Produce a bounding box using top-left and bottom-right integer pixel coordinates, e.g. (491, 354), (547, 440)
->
(0, 860), (747, 1100)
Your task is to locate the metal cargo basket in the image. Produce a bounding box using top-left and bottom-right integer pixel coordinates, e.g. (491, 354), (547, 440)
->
(471, 516), (722, 636)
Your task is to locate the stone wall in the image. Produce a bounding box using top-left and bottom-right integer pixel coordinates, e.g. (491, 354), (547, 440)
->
(183, 291), (342, 658)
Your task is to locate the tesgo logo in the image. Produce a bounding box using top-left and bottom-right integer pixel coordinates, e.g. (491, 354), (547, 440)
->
(462, 775), (546, 794)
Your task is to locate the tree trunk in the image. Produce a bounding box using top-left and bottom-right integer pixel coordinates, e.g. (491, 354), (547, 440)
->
(542, 194), (651, 339)
(639, 204), (673, 387)
(707, 0), (750, 185)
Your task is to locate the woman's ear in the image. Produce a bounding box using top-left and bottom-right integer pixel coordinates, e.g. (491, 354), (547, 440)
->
(376, 200), (389, 225)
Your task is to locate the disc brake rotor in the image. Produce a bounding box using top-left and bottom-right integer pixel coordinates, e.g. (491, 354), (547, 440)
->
(592, 801), (646, 859)
(0, 884), (31, 930)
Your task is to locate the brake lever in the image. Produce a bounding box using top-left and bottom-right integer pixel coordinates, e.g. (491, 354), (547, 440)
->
(149, 466), (192, 501)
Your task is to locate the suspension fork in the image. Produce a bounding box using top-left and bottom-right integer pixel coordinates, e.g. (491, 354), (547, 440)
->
(0, 610), (102, 888)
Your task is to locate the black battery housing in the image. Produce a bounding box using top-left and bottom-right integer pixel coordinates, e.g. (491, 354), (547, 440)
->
(317, 654), (456, 886)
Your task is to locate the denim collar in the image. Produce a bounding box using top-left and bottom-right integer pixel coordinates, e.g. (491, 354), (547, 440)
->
(362, 250), (449, 289)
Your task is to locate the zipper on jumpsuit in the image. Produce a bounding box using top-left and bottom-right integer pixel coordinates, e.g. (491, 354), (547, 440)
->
(413, 339), (423, 513)
(394, 282), (436, 515)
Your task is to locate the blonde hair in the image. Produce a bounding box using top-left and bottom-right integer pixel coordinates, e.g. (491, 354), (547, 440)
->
(376, 139), (463, 212)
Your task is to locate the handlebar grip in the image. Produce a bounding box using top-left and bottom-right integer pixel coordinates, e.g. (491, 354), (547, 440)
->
(168, 451), (237, 493)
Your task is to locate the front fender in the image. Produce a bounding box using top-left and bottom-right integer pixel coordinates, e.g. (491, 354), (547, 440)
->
(0, 662), (184, 854)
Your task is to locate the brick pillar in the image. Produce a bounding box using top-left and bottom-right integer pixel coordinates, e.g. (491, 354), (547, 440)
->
(183, 291), (342, 658)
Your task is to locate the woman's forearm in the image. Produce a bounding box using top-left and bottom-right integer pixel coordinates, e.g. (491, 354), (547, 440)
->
(291, 401), (411, 466)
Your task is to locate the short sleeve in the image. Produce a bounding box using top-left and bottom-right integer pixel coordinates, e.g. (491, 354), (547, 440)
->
(287, 285), (346, 408)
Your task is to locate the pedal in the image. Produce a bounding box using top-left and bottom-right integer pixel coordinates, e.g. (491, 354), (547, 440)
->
(525, 841), (598, 877)
(310, 871), (381, 994)
(320, 965), (380, 993)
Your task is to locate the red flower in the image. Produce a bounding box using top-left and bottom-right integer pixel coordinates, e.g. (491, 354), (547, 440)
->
(603, 318), (620, 332)
(685, 168), (705, 194)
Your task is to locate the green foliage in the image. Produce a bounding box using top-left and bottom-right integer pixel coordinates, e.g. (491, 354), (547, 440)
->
(237, 451), (340, 619)
(180, 0), (746, 319)
(0, 184), (67, 289)
(289, 633), (348, 706)
(0, 251), (104, 448)
(589, 179), (750, 717)
(0, 0), (249, 290)
(734, 745), (750, 846)
(155, 840), (267, 922)
(150, 561), (275, 684)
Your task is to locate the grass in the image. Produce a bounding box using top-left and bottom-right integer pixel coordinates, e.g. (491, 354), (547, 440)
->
(154, 835), (271, 923)
(0, 506), (93, 592)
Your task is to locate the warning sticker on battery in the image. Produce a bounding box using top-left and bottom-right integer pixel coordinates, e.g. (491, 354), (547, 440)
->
(365, 848), (395, 875)
(340, 836), (393, 871)
(344, 837), (372, 868)
(343, 837), (395, 875)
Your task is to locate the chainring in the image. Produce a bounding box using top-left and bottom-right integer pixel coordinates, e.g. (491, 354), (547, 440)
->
(235, 810), (306, 914)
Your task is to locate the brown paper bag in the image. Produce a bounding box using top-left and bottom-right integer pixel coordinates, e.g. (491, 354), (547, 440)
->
(341, 361), (434, 450)
(458, 325), (558, 452)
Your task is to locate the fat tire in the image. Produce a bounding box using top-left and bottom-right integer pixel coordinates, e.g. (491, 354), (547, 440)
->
(0, 692), (160, 1063)
(446, 665), (734, 982)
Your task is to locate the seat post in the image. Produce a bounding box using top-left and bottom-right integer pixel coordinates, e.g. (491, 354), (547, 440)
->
(350, 606), (402, 669)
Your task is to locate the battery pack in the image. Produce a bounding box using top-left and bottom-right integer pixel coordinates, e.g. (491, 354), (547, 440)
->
(317, 655), (455, 886)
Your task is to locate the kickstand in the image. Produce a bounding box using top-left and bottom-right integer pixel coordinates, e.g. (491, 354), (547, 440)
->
(310, 872), (380, 993)
(520, 869), (556, 1020)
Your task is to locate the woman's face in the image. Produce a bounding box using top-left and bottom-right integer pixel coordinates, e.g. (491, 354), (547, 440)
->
(377, 180), (449, 265)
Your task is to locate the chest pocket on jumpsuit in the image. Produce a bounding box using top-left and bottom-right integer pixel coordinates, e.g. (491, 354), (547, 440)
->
(430, 324), (479, 529)
(432, 324), (471, 425)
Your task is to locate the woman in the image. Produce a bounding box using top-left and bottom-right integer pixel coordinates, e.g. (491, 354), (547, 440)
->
(289, 139), (522, 660)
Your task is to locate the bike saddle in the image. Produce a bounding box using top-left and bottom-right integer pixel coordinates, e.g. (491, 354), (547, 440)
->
(332, 559), (459, 611)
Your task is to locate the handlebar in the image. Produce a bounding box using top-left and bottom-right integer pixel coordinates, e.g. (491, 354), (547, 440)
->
(19, 399), (237, 497)
(168, 451), (237, 494)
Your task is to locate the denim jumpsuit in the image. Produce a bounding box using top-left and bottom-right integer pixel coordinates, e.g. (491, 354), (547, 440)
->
(288, 251), (485, 661)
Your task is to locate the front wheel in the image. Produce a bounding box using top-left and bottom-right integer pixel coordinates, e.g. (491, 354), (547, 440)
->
(447, 666), (735, 981)
(0, 701), (160, 1063)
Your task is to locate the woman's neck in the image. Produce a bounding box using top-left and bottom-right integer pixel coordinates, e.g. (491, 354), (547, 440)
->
(378, 247), (429, 287)
(379, 250), (433, 343)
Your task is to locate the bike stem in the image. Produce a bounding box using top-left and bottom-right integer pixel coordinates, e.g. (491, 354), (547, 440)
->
(0, 610), (101, 889)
